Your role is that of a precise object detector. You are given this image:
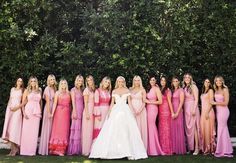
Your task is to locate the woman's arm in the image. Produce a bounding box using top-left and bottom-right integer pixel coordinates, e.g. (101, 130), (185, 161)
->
(51, 92), (58, 116)
(166, 89), (174, 116)
(151, 87), (162, 105)
(71, 89), (77, 120)
(22, 90), (29, 119)
(192, 85), (199, 116)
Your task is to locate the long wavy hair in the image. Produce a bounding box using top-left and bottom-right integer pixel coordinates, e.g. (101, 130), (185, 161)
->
(58, 79), (69, 93)
(182, 73), (196, 94)
(114, 76), (127, 89)
(27, 76), (41, 93)
(74, 75), (85, 90)
(201, 78), (213, 94)
(46, 74), (57, 91)
(131, 75), (144, 90)
(160, 76), (169, 95)
(171, 76), (180, 93)
(14, 77), (25, 92)
(213, 75), (227, 91)
(85, 75), (96, 92)
(99, 76), (112, 92)
(147, 75), (159, 92)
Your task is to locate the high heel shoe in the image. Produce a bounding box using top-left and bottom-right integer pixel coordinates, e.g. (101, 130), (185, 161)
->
(193, 149), (199, 155)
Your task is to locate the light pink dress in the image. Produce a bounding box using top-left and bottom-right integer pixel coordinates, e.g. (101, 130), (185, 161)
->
(81, 88), (94, 156)
(158, 89), (172, 155)
(183, 87), (201, 151)
(200, 92), (216, 154)
(93, 88), (111, 139)
(20, 91), (42, 156)
(146, 87), (165, 156)
(2, 88), (23, 146)
(49, 92), (71, 155)
(131, 90), (148, 150)
(38, 86), (55, 155)
(214, 93), (233, 157)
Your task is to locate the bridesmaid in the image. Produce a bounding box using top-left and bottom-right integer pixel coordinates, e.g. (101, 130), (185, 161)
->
(2, 78), (24, 156)
(200, 78), (216, 155)
(20, 76), (42, 156)
(49, 79), (71, 156)
(93, 76), (111, 139)
(183, 73), (201, 155)
(81, 75), (95, 156)
(38, 74), (57, 155)
(171, 76), (186, 154)
(130, 75), (148, 150)
(159, 76), (173, 155)
(146, 76), (165, 156)
(211, 76), (233, 157)
(67, 75), (84, 155)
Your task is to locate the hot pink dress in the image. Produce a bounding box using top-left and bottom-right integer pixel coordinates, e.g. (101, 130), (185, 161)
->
(38, 86), (55, 155)
(146, 87), (165, 156)
(158, 89), (172, 155)
(131, 90), (148, 150)
(214, 93), (233, 157)
(20, 91), (42, 156)
(183, 87), (201, 151)
(200, 92), (216, 154)
(67, 87), (84, 155)
(2, 88), (23, 146)
(93, 88), (111, 139)
(171, 88), (186, 154)
(49, 92), (71, 155)
(81, 88), (94, 156)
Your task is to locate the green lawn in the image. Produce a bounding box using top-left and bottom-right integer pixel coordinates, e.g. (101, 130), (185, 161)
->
(0, 149), (235, 163)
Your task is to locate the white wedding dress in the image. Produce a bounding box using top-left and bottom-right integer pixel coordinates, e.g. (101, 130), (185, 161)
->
(89, 93), (148, 160)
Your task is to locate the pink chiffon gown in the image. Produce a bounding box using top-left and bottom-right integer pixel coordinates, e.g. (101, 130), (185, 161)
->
(214, 93), (233, 157)
(2, 88), (23, 146)
(171, 88), (186, 154)
(49, 92), (71, 155)
(38, 86), (55, 155)
(93, 88), (111, 139)
(158, 89), (172, 155)
(131, 90), (148, 150)
(146, 87), (165, 156)
(200, 92), (216, 154)
(67, 87), (84, 155)
(20, 91), (42, 156)
(81, 88), (94, 156)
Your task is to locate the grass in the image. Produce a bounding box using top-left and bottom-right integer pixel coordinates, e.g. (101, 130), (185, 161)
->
(0, 149), (235, 163)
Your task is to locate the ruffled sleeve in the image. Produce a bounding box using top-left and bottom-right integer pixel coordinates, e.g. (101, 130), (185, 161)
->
(43, 86), (49, 100)
(93, 89), (101, 117)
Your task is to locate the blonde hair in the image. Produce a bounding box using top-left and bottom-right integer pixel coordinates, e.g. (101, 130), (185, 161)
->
(213, 75), (227, 91)
(58, 79), (69, 93)
(46, 74), (57, 91)
(182, 73), (196, 94)
(27, 76), (41, 93)
(100, 76), (112, 92)
(85, 75), (95, 92)
(115, 76), (127, 89)
(131, 75), (144, 89)
(74, 75), (85, 90)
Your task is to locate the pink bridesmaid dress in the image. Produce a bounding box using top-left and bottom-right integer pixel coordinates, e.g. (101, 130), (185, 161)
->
(81, 88), (94, 156)
(200, 92), (216, 154)
(38, 86), (55, 155)
(93, 88), (111, 139)
(131, 90), (148, 150)
(2, 88), (23, 146)
(49, 92), (71, 155)
(158, 89), (172, 155)
(171, 88), (186, 154)
(146, 87), (165, 156)
(20, 91), (42, 156)
(67, 87), (84, 155)
(183, 88), (201, 151)
(214, 93), (233, 157)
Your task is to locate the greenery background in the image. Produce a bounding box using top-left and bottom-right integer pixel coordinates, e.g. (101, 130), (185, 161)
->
(0, 0), (236, 134)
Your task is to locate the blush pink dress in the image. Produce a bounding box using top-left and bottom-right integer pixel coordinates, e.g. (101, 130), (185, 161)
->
(93, 88), (111, 139)
(49, 92), (71, 155)
(131, 90), (148, 151)
(81, 88), (94, 156)
(158, 89), (172, 155)
(146, 87), (165, 156)
(2, 88), (23, 146)
(20, 91), (42, 156)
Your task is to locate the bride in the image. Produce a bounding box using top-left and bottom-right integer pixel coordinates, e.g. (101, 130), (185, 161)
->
(89, 76), (148, 160)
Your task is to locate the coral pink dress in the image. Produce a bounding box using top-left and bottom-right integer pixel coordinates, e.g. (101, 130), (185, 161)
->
(49, 92), (71, 155)
(158, 89), (172, 155)
(214, 93), (233, 157)
(81, 88), (94, 156)
(146, 87), (165, 156)
(67, 87), (84, 155)
(2, 88), (23, 146)
(200, 92), (216, 154)
(93, 88), (111, 139)
(171, 88), (186, 154)
(131, 90), (148, 150)
(20, 91), (42, 156)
